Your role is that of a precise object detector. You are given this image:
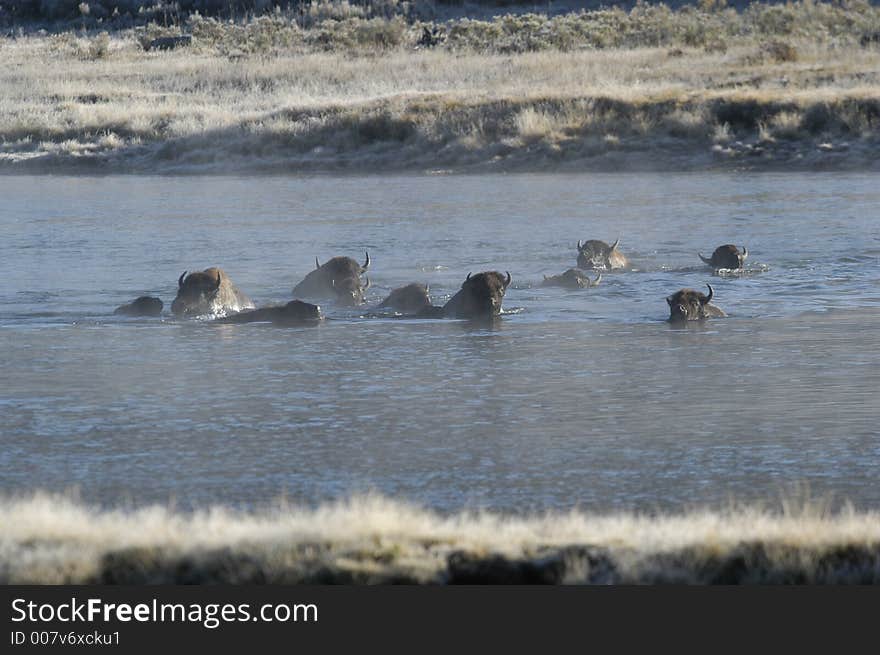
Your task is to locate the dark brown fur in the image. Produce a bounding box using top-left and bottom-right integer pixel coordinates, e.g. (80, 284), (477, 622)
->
(171, 267), (254, 317)
(666, 285), (727, 322)
(292, 253), (370, 306)
(541, 269), (602, 290)
(441, 271), (511, 319)
(217, 300), (323, 326)
(576, 239), (628, 270)
(378, 283), (432, 313)
(699, 244), (748, 270)
(114, 296), (163, 317)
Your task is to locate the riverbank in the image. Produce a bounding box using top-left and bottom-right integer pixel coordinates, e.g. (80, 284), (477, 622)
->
(3, 492), (879, 584)
(1, 3), (879, 173)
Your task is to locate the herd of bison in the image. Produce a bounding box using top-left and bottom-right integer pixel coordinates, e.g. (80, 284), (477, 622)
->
(113, 239), (751, 325)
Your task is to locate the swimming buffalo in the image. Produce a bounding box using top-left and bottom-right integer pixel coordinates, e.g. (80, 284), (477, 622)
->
(378, 283), (432, 313)
(666, 284), (727, 322)
(541, 269), (602, 290)
(114, 296), (163, 317)
(171, 267), (255, 317)
(699, 244), (748, 270)
(577, 239), (628, 270)
(292, 252), (370, 306)
(435, 271), (511, 319)
(217, 300), (323, 326)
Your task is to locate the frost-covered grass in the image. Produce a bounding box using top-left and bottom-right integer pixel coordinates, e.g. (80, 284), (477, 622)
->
(1, 2), (879, 172)
(2, 491), (880, 584)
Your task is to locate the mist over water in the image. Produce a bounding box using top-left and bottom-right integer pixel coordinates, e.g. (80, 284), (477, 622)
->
(1, 172), (879, 514)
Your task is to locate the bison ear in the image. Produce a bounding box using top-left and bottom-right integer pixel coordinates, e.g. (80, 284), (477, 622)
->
(178, 271), (187, 288)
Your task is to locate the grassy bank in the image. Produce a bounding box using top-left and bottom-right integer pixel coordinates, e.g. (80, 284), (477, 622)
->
(1, 2), (879, 173)
(2, 492), (880, 584)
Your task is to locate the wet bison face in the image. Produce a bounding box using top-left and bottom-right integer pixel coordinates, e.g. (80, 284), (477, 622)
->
(114, 296), (163, 317)
(292, 252), (370, 306)
(443, 271), (511, 319)
(332, 274), (370, 307)
(577, 239), (628, 270)
(171, 269), (222, 316)
(667, 284), (721, 322)
(542, 269), (602, 289)
(699, 244), (748, 270)
(378, 283), (432, 313)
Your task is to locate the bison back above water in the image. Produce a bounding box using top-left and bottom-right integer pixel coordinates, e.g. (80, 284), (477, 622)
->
(440, 271), (511, 319)
(377, 283), (432, 313)
(292, 252), (370, 306)
(171, 267), (254, 317)
(541, 269), (602, 290)
(114, 296), (163, 317)
(666, 284), (727, 322)
(216, 300), (323, 326)
(699, 244), (748, 270)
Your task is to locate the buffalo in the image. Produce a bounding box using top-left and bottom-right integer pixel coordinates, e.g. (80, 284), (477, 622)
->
(541, 269), (602, 290)
(114, 296), (163, 317)
(433, 271), (512, 319)
(377, 283), (432, 314)
(699, 244), (748, 270)
(292, 252), (370, 306)
(666, 284), (727, 322)
(171, 267), (255, 317)
(217, 300), (323, 326)
(577, 239), (628, 270)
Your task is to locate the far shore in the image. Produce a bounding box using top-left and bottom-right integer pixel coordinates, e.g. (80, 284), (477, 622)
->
(2, 3), (879, 174)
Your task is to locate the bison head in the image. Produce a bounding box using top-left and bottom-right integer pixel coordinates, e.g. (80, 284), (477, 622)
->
(666, 284), (717, 322)
(577, 238), (627, 270)
(444, 271), (511, 319)
(171, 269), (222, 316)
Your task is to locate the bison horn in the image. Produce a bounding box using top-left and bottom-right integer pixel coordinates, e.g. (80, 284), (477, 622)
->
(577, 240), (583, 251)
(466, 272), (472, 281)
(178, 271), (187, 288)
(741, 246), (748, 261)
(362, 251), (370, 272)
(315, 257), (321, 270)
(593, 273), (602, 286)
(214, 270), (222, 289)
(504, 271), (511, 288)
(610, 238), (620, 250)
(704, 283), (714, 304)
(363, 277), (371, 290)
(699, 253), (713, 266)
(666, 295), (674, 306)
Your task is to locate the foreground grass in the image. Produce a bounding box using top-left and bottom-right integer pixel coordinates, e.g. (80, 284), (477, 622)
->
(2, 492), (879, 584)
(1, 3), (879, 172)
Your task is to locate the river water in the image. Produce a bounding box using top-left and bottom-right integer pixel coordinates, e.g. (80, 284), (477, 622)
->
(1, 173), (878, 513)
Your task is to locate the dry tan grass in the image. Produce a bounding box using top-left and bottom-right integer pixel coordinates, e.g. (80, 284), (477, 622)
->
(0, 30), (878, 171)
(2, 491), (879, 584)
